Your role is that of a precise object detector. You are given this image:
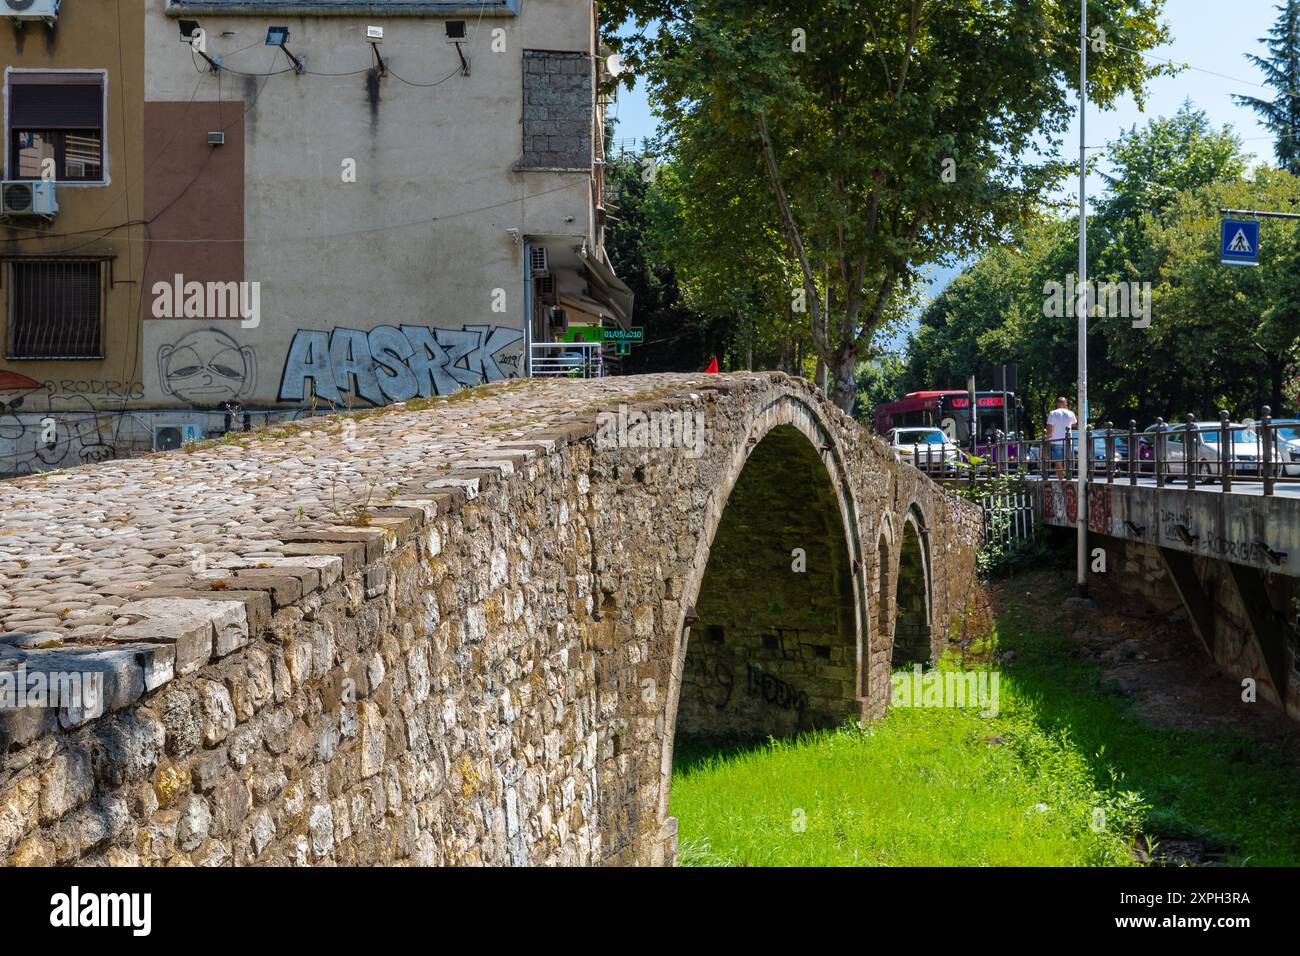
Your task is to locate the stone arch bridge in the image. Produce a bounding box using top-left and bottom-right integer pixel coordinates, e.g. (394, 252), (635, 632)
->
(0, 373), (981, 866)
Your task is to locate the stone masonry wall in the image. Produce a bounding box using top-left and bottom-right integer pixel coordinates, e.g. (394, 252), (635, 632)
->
(520, 50), (593, 170)
(0, 373), (983, 866)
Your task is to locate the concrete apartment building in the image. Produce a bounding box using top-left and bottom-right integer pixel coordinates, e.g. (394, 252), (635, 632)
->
(1, 0), (147, 475)
(0, 0), (629, 476)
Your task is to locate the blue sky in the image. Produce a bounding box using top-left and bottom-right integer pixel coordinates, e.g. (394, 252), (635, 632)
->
(605, 1), (1290, 349)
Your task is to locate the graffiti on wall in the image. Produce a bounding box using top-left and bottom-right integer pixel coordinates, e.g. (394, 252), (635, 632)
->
(1087, 483), (1112, 535)
(158, 327), (257, 405)
(745, 663), (809, 713)
(44, 380), (145, 400)
(0, 371), (129, 475)
(0, 371), (39, 442)
(681, 652), (736, 710)
(1041, 482), (1079, 525)
(277, 324), (523, 406)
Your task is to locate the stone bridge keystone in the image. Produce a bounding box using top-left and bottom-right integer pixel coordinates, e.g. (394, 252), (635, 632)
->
(0, 373), (981, 866)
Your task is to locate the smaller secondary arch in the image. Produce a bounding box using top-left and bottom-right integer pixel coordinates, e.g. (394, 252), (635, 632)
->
(890, 505), (934, 667)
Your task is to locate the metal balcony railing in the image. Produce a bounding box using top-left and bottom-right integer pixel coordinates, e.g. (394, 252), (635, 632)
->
(529, 341), (603, 379)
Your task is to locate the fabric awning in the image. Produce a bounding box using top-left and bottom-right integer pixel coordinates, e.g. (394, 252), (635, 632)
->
(581, 248), (634, 328)
(558, 294), (607, 328)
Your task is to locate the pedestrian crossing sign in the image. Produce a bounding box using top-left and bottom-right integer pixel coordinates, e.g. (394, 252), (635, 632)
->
(1220, 218), (1259, 266)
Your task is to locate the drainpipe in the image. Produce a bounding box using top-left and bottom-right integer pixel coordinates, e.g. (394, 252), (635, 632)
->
(522, 239), (533, 378)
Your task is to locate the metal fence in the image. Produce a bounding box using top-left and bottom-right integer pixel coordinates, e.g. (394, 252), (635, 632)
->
(529, 341), (603, 379)
(911, 407), (1300, 497)
(977, 488), (1038, 549)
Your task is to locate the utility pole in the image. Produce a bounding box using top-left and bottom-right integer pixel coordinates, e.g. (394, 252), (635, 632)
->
(1075, 0), (1090, 599)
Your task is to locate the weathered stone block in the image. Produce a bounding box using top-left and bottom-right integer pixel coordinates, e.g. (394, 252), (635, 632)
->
(195, 679), (236, 747)
(359, 701), (386, 778)
(38, 747), (94, 824)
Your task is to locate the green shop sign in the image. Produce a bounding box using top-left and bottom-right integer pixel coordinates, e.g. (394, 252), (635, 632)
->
(559, 327), (644, 353)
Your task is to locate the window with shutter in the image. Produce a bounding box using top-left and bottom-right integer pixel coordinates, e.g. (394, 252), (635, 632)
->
(5, 73), (105, 182)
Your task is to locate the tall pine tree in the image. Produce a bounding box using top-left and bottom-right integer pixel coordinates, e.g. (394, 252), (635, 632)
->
(1234, 1), (1300, 173)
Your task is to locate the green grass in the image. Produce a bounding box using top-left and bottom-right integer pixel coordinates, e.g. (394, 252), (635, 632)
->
(996, 592), (1300, 866)
(669, 580), (1300, 867)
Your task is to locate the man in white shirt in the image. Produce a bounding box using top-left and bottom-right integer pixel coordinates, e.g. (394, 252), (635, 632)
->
(1045, 396), (1077, 480)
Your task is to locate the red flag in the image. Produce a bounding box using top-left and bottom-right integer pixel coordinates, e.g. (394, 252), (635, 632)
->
(704, 356), (719, 374)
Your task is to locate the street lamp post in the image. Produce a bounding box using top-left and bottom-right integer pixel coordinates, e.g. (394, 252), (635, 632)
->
(1075, 0), (1090, 599)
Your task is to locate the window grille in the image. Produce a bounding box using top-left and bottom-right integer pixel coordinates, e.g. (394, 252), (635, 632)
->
(5, 258), (104, 359)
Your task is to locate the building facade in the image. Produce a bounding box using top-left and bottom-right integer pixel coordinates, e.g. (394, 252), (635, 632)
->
(1, 0), (147, 475)
(1, 0), (628, 476)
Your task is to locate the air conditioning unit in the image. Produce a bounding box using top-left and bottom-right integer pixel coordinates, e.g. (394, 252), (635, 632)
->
(1, 181), (57, 218)
(529, 245), (549, 277)
(153, 424), (202, 452)
(1, 0), (60, 23)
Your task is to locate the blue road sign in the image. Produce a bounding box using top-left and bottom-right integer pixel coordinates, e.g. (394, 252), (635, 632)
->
(1221, 218), (1259, 266)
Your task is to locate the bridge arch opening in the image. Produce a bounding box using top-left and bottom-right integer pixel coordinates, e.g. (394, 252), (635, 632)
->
(890, 513), (932, 667)
(876, 534), (892, 644)
(674, 424), (860, 745)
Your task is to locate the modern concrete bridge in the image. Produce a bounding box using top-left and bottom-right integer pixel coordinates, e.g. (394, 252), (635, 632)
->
(1039, 478), (1300, 721)
(0, 373), (981, 866)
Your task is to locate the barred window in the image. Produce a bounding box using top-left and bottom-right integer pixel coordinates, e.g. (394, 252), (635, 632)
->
(5, 259), (104, 359)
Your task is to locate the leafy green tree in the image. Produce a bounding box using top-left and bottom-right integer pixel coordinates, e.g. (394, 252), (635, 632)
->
(907, 218), (1079, 426)
(603, 152), (715, 373)
(638, 123), (812, 372)
(1095, 103), (1247, 270)
(903, 105), (1269, 427)
(604, 0), (1171, 413)
(1124, 169), (1300, 417)
(1233, 0), (1300, 174)
(1089, 105), (1248, 419)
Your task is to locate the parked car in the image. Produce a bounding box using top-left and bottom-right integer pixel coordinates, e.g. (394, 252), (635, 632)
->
(1147, 421), (1265, 478)
(1136, 430), (1156, 472)
(1025, 429), (1124, 472)
(888, 427), (961, 472)
(1267, 419), (1300, 477)
(1089, 429), (1130, 468)
(975, 430), (1031, 466)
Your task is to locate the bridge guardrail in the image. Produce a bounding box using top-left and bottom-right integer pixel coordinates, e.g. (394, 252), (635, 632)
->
(905, 406), (1300, 496)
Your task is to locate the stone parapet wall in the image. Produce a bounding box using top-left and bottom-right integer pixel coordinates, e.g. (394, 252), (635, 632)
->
(0, 373), (982, 866)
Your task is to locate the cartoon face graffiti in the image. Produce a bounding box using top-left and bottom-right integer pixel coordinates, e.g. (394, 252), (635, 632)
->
(158, 328), (256, 405)
(0, 370), (42, 441)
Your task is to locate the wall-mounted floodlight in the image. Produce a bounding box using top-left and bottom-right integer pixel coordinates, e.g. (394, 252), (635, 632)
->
(446, 20), (469, 75)
(265, 26), (304, 73)
(179, 19), (222, 72)
(366, 25), (387, 76)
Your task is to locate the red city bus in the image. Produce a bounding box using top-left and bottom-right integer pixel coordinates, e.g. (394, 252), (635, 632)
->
(872, 390), (965, 434)
(875, 390), (1031, 457)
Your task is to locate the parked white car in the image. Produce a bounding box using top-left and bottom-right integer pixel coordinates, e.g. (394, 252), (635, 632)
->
(1158, 422), (1265, 477)
(888, 427), (961, 472)
(1268, 420), (1300, 477)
